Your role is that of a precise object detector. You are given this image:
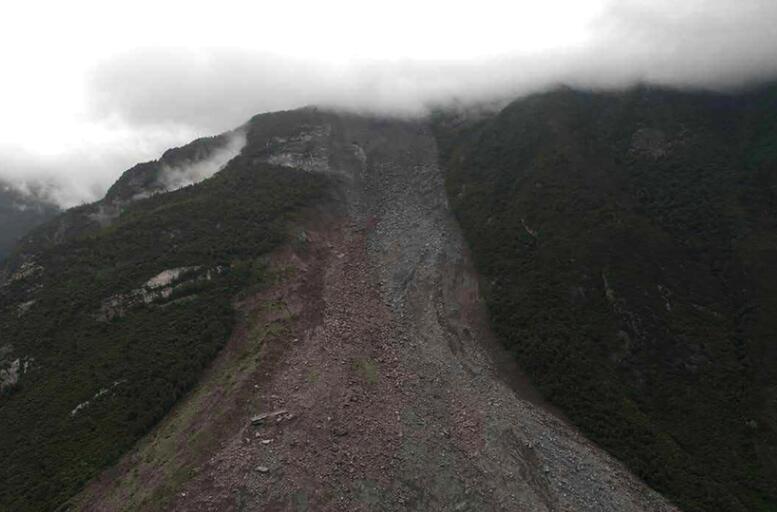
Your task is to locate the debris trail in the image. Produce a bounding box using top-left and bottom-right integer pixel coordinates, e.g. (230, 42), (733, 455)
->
(75, 112), (677, 512)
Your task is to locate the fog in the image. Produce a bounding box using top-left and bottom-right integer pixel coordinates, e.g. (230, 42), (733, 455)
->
(1, 0), (776, 208)
(157, 131), (247, 193)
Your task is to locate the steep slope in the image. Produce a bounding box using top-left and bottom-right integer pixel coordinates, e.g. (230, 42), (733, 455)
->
(0, 182), (59, 260)
(0, 120), (328, 511)
(434, 85), (777, 511)
(72, 112), (675, 511)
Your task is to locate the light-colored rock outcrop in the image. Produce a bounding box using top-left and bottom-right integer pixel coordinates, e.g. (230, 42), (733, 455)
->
(97, 266), (223, 321)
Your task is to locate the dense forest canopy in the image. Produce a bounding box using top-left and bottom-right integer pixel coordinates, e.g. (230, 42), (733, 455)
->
(433, 84), (777, 512)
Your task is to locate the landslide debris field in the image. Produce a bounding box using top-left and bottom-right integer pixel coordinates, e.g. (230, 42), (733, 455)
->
(71, 111), (676, 511)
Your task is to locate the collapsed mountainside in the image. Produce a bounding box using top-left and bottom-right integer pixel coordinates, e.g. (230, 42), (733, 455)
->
(3, 107), (679, 510)
(434, 85), (777, 511)
(68, 113), (674, 511)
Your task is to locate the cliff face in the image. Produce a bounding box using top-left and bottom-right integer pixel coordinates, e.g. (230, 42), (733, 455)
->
(434, 84), (777, 511)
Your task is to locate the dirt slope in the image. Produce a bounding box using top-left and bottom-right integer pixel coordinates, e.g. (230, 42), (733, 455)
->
(73, 113), (677, 511)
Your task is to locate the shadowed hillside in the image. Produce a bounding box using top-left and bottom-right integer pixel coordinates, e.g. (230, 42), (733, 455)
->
(0, 183), (59, 261)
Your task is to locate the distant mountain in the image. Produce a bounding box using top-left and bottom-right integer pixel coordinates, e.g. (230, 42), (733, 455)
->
(434, 83), (777, 512)
(0, 183), (59, 260)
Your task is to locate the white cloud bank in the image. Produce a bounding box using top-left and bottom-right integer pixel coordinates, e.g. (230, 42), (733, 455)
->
(1, 0), (776, 207)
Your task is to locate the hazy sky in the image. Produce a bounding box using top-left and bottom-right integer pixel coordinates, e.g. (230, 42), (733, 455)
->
(1, 0), (776, 207)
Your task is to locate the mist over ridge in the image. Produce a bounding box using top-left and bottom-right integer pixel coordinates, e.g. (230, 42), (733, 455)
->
(2, 0), (776, 207)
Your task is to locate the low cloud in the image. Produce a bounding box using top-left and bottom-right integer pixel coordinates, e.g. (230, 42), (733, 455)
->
(157, 131), (247, 193)
(0, 124), (199, 208)
(2, 0), (776, 208)
(88, 1), (777, 134)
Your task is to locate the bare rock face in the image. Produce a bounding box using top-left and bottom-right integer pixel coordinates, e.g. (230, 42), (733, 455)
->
(74, 112), (677, 512)
(7, 260), (43, 284)
(264, 125), (332, 173)
(0, 357), (20, 392)
(97, 266), (222, 321)
(16, 299), (35, 317)
(0, 345), (33, 394)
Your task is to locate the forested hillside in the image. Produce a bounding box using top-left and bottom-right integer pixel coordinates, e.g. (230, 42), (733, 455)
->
(434, 85), (777, 512)
(0, 129), (329, 510)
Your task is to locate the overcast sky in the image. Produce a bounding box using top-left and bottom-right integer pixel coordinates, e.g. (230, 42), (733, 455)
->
(1, 0), (776, 207)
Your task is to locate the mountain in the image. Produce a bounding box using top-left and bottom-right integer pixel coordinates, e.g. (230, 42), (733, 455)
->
(434, 84), (777, 511)
(0, 183), (59, 261)
(1, 109), (676, 512)
(3, 84), (777, 512)
(0, 112), (329, 511)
